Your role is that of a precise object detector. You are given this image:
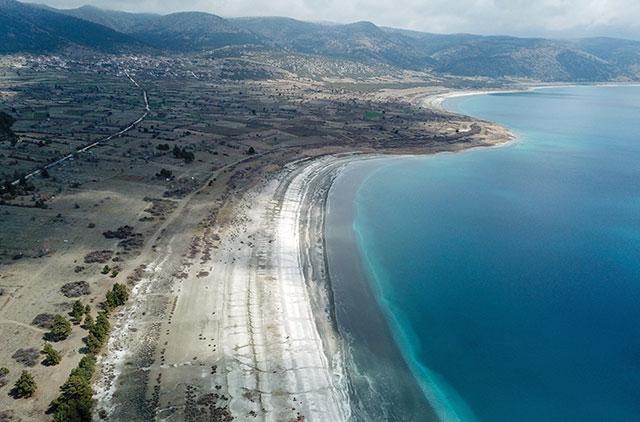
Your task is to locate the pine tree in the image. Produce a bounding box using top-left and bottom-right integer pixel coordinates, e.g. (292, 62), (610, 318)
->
(42, 342), (62, 366)
(13, 371), (37, 398)
(48, 314), (72, 341)
(83, 313), (94, 330)
(71, 300), (85, 324)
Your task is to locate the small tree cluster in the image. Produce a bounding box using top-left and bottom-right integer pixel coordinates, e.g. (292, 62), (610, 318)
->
(84, 312), (110, 354)
(104, 283), (129, 310)
(172, 145), (195, 163)
(50, 355), (96, 421)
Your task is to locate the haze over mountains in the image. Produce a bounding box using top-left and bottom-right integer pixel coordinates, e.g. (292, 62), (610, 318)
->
(4, 0), (640, 82)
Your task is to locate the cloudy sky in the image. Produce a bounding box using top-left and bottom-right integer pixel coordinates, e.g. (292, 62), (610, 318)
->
(35, 0), (640, 39)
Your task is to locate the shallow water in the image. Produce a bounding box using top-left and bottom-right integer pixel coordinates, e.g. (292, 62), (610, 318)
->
(330, 86), (640, 421)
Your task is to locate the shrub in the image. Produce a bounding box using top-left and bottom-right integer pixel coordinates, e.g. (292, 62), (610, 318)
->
(172, 145), (195, 163)
(31, 313), (55, 329)
(156, 168), (173, 179)
(60, 281), (90, 298)
(11, 348), (39, 367)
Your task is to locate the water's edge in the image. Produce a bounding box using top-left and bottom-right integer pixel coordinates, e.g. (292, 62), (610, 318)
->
(325, 159), (439, 422)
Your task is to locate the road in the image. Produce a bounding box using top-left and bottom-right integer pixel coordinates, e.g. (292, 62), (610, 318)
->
(2, 69), (150, 189)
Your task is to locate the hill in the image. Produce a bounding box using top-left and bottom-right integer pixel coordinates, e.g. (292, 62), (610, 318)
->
(0, 0), (137, 53)
(61, 6), (263, 51)
(236, 17), (639, 81)
(7, 2), (640, 82)
(232, 17), (433, 69)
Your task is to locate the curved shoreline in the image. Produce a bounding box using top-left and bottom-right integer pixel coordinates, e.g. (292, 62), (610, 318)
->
(421, 82), (640, 112)
(89, 91), (515, 420)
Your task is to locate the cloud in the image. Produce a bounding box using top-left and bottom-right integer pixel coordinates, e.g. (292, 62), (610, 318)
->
(32, 0), (640, 39)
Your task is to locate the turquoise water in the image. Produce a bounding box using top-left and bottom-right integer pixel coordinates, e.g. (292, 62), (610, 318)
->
(351, 86), (640, 421)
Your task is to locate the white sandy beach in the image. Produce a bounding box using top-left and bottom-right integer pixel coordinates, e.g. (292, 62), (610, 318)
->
(93, 155), (354, 421)
(221, 157), (351, 421)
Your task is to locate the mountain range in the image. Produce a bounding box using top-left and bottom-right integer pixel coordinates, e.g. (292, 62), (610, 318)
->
(3, 0), (640, 82)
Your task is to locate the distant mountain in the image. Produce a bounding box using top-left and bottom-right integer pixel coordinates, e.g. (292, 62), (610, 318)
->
(0, 0), (137, 53)
(62, 6), (263, 51)
(381, 28), (622, 81)
(6, 2), (640, 82)
(233, 17), (434, 69)
(237, 17), (640, 81)
(129, 12), (262, 51)
(59, 5), (158, 33)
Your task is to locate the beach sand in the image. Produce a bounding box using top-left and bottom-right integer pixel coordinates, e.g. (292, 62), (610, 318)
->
(89, 124), (514, 421)
(92, 155), (359, 421)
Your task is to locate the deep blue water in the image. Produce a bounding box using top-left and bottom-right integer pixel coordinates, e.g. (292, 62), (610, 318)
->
(351, 86), (640, 421)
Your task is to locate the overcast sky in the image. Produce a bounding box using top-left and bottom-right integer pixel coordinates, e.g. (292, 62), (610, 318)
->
(34, 0), (640, 39)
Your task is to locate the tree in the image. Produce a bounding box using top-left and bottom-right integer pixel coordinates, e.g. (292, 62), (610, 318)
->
(71, 300), (85, 324)
(83, 313), (94, 331)
(83, 332), (102, 354)
(42, 343), (62, 366)
(50, 355), (97, 421)
(246, 146), (256, 155)
(48, 314), (72, 341)
(84, 311), (111, 353)
(104, 283), (128, 310)
(13, 371), (37, 398)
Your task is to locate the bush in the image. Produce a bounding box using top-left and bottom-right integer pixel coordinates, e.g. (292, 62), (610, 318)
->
(172, 145), (195, 163)
(0, 367), (8, 377)
(156, 168), (173, 179)
(31, 313), (56, 329)
(12, 347), (40, 367)
(13, 371), (36, 398)
(42, 343), (62, 366)
(48, 315), (72, 342)
(60, 281), (90, 298)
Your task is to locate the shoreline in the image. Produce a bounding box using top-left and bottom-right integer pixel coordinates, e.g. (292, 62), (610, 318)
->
(421, 81), (640, 112)
(89, 91), (515, 420)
